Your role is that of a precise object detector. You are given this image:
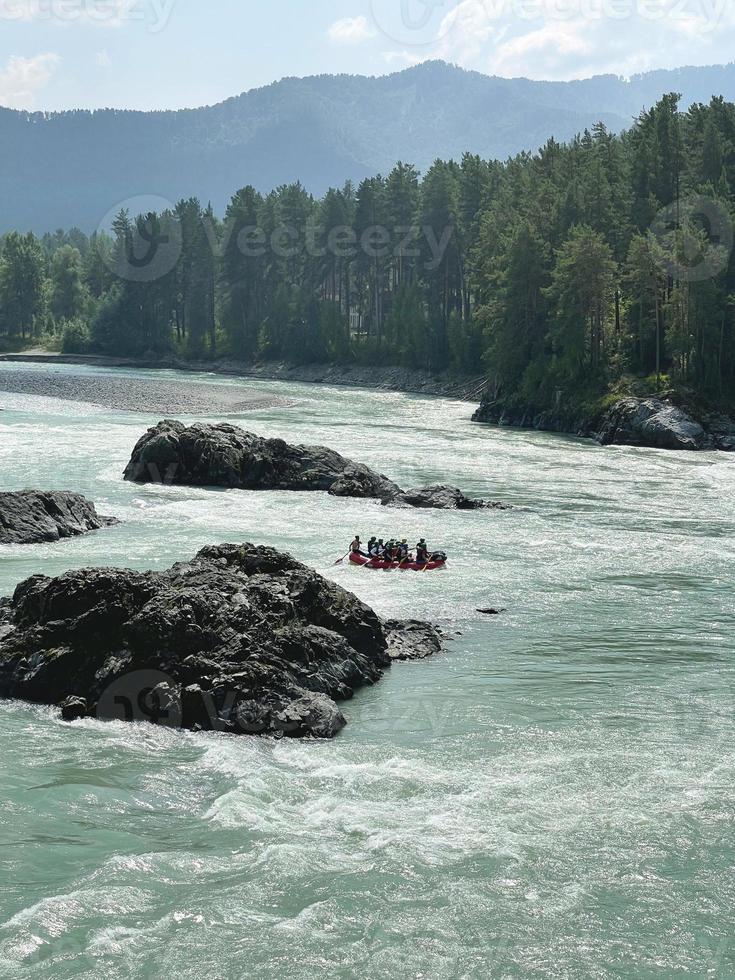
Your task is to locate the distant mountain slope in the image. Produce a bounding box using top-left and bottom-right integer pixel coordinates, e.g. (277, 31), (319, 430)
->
(4, 60), (735, 232)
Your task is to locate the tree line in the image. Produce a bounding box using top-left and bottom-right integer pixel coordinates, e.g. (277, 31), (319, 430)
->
(1, 92), (734, 407)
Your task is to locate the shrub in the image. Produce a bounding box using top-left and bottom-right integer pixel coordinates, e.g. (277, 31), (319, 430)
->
(60, 318), (91, 354)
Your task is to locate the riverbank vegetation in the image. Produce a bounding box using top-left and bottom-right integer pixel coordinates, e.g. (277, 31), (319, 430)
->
(1, 93), (734, 408)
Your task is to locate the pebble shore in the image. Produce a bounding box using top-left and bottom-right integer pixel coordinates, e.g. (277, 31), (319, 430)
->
(0, 366), (284, 415)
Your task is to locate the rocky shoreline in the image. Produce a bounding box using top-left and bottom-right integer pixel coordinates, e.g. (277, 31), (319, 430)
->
(0, 543), (443, 738)
(0, 491), (118, 545)
(473, 395), (735, 452)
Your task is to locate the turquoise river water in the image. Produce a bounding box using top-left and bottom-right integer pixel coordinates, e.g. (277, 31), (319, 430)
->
(0, 362), (733, 979)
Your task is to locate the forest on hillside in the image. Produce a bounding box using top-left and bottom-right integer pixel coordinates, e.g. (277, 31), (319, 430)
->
(1, 92), (734, 410)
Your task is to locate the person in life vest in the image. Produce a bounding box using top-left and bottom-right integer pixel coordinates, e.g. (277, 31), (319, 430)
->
(367, 536), (377, 556)
(415, 539), (429, 565)
(371, 538), (384, 558)
(398, 539), (410, 562)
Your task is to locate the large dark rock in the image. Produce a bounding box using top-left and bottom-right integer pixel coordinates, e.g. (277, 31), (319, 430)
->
(383, 484), (510, 510)
(123, 420), (401, 499)
(0, 491), (119, 545)
(473, 395), (735, 451)
(0, 543), (443, 738)
(123, 420), (502, 509)
(595, 397), (707, 450)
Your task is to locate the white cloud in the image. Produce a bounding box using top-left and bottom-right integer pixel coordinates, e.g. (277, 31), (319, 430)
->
(0, 53), (60, 109)
(404, 0), (735, 80)
(382, 50), (427, 67)
(328, 14), (375, 44)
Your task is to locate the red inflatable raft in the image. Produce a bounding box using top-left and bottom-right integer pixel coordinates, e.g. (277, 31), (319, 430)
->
(348, 552), (447, 571)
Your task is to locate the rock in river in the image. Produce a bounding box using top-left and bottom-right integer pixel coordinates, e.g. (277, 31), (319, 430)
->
(0, 543), (444, 738)
(123, 420), (401, 499)
(383, 484), (510, 510)
(123, 420), (505, 509)
(0, 491), (119, 545)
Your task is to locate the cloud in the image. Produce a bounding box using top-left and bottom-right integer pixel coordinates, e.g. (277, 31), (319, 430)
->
(421, 0), (735, 80)
(328, 15), (375, 44)
(0, 53), (60, 109)
(382, 50), (427, 67)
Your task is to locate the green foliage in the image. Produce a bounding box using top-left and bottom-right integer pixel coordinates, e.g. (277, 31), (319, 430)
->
(60, 317), (91, 354)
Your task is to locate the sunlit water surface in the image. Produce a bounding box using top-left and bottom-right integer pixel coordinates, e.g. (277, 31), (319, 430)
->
(0, 362), (733, 978)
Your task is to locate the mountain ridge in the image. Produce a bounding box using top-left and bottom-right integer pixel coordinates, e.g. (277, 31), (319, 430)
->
(4, 59), (735, 232)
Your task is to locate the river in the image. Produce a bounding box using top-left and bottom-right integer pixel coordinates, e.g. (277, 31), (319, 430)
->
(0, 362), (733, 978)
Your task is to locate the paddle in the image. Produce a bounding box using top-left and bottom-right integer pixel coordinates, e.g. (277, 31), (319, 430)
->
(333, 552), (350, 565)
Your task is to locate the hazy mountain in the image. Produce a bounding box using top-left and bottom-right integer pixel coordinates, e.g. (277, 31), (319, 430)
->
(4, 60), (735, 233)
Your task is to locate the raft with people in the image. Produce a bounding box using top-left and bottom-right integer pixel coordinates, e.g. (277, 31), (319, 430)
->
(348, 552), (447, 571)
(339, 535), (448, 571)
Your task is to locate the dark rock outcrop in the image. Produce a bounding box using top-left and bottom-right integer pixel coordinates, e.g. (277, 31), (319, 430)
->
(123, 420), (401, 498)
(383, 484), (510, 510)
(472, 400), (592, 437)
(594, 397), (729, 451)
(0, 491), (119, 545)
(473, 396), (735, 451)
(123, 420), (501, 509)
(0, 543), (443, 738)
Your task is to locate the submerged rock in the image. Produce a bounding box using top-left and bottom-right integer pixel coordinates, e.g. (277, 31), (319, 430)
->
(0, 491), (119, 545)
(123, 420), (502, 509)
(383, 620), (444, 661)
(0, 543), (443, 738)
(383, 484), (510, 510)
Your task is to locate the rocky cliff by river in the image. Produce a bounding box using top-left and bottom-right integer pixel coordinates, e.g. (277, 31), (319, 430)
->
(0, 543), (443, 739)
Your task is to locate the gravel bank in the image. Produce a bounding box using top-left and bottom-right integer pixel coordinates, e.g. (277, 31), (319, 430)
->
(0, 367), (284, 414)
(0, 353), (487, 402)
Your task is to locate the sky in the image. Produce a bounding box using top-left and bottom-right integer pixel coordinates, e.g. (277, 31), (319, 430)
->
(0, 0), (733, 112)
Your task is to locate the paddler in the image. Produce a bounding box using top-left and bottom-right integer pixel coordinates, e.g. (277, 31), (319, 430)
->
(350, 535), (367, 557)
(415, 539), (429, 565)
